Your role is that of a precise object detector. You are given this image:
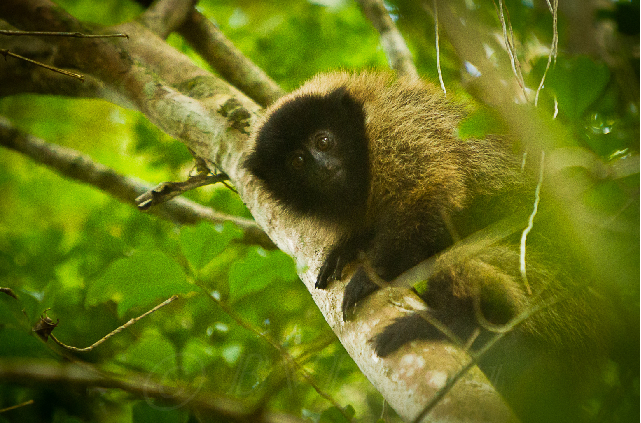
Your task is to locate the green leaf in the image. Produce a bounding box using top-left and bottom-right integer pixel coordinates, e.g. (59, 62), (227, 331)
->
(0, 291), (32, 327)
(458, 108), (505, 140)
(181, 338), (217, 378)
(583, 179), (629, 215)
(0, 328), (53, 359)
(220, 343), (243, 366)
(319, 405), (355, 423)
(545, 56), (610, 120)
(116, 328), (176, 375)
(228, 248), (297, 302)
(180, 222), (243, 272)
(86, 249), (194, 317)
(132, 400), (189, 423)
(52, 411), (84, 423)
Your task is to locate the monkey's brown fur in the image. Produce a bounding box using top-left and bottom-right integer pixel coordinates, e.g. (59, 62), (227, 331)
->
(246, 72), (616, 423)
(286, 72), (522, 220)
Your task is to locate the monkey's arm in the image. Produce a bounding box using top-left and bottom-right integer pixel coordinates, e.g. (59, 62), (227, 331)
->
(316, 231), (388, 320)
(316, 223), (417, 321)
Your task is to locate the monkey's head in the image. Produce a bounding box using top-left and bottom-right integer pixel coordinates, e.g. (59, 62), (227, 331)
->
(245, 86), (370, 220)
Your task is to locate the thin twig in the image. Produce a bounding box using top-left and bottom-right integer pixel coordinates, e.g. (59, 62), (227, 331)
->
(534, 0), (558, 106)
(0, 29), (128, 38)
(0, 287), (18, 299)
(494, 0), (528, 101)
(520, 150), (545, 295)
(135, 173), (230, 210)
(0, 30), (127, 82)
(433, 0), (446, 95)
(0, 399), (35, 413)
(201, 286), (353, 422)
(50, 296), (178, 353)
(0, 117), (275, 249)
(0, 49), (84, 81)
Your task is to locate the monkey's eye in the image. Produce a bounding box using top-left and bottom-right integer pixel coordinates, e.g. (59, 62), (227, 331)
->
(289, 151), (305, 170)
(313, 131), (334, 152)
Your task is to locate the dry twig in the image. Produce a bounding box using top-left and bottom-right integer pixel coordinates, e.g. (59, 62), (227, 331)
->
(0, 29), (128, 81)
(47, 296), (178, 353)
(0, 399), (35, 414)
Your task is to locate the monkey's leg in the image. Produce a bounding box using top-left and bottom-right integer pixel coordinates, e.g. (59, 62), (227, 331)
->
(372, 257), (521, 356)
(372, 277), (479, 356)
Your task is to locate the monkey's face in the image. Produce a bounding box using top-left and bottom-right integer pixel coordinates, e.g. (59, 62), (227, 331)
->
(286, 129), (346, 192)
(245, 87), (370, 220)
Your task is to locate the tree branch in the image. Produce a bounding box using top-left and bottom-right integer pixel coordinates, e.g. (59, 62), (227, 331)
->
(0, 116), (275, 249)
(138, 0), (197, 39)
(177, 9), (285, 107)
(356, 0), (419, 80)
(0, 359), (306, 423)
(0, 20), (108, 98)
(129, 0), (283, 107)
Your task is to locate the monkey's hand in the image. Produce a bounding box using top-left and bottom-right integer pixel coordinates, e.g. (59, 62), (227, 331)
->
(341, 267), (380, 320)
(315, 236), (365, 289)
(316, 247), (351, 289)
(373, 312), (443, 356)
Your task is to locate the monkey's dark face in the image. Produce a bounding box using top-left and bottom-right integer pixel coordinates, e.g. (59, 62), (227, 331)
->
(246, 88), (369, 220)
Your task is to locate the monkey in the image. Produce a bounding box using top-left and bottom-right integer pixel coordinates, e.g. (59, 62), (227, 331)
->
(244, 72), (620, 423)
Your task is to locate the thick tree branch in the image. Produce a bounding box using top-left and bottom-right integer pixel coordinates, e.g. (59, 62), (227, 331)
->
(177, 10), (285, 107)
(0, 359), (306, 423)
(1, 0), (260, 170)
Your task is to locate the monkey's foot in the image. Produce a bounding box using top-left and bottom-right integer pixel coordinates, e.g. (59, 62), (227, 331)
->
(372, 313), (439, 356)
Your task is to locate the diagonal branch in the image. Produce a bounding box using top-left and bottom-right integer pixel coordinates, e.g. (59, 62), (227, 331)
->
(0, 47), (84, 80)
(137, 0), (196, 39)
(177, 10), (285, 107)
(0, 116), (274, 249)
(133, 0), (283, 107)
(1, 0), (260, 174)
(0, 359), (307, 423)
(356, 0), (419, 80)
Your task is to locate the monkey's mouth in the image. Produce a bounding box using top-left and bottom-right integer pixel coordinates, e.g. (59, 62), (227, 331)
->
(308, 169), (346, 198)
(323, 169), (347, 191)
